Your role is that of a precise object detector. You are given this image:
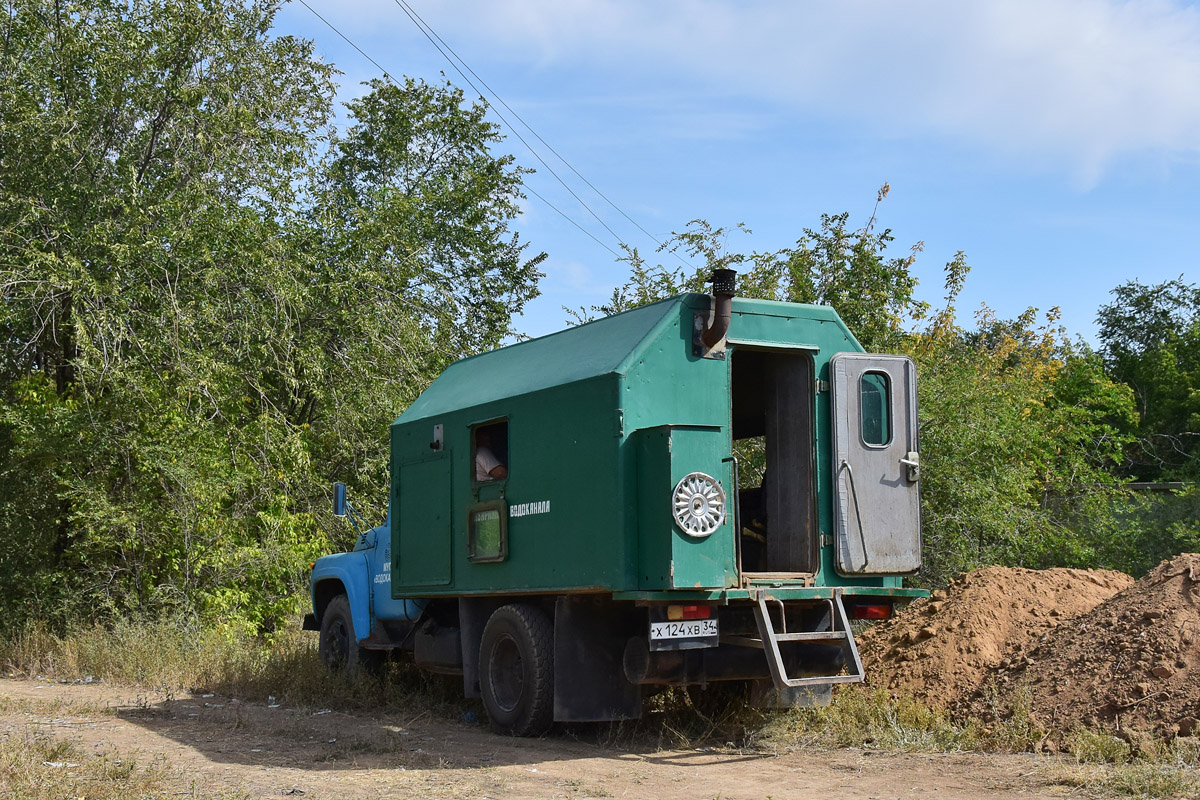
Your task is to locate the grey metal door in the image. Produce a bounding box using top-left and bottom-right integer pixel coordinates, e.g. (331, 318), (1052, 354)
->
(830, 354), (921, 574)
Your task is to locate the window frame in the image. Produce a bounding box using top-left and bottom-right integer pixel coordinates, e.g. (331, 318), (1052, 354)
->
(858, 370), (893, 448)
(467, 500), (509, 563)
(470, 417), (510, 486)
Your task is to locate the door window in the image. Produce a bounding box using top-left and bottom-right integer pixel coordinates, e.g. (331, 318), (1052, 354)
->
(860, 371), (891, 447)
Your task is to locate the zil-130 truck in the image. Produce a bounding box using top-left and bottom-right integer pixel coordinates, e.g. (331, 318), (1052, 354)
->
(304, 271), (926, 735)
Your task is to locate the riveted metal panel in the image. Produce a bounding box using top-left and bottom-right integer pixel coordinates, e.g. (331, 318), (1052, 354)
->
(830, 354), (921, 574)
(382, 294), (921, 600)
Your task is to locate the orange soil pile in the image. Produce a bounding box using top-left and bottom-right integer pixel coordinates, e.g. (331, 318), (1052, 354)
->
(858, 565), (1133, 710)
(981, 554), (1200, 738)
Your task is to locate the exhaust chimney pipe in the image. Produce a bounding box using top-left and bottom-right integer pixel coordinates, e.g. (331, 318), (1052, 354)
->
(701, 268), (737, 348)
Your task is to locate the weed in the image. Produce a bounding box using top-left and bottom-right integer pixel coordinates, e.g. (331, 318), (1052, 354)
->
(6, 617), (1200, 800)
(971, 685), (1046, 752)
(1048, 758), (1200, 799)
(761, 685), (965, 752)
(1067, 727), (1134, 764)
(0, 723), (246, 799)
(0, 616), (470, 721)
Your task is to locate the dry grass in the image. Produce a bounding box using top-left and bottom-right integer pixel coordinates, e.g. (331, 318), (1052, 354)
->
(756, 684), (1049, 754)
(1048, 760), (1200, 799)
(1046, 728), (1200, 799)
(0, 617), (467, 716)
(0, 722), (247, 799)
(5, 620), (1200, 798)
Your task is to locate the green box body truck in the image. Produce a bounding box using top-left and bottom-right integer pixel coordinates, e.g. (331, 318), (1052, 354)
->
(307, 283), (927, 734)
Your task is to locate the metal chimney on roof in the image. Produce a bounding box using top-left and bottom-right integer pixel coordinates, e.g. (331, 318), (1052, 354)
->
(701, 268), (737, 349)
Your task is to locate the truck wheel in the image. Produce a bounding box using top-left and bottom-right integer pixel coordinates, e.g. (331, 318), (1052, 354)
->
(319, 594), (383, 675)
(479, 604), (554, 736)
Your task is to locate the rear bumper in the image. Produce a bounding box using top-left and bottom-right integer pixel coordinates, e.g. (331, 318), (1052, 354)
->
(612, 585), (929, 603)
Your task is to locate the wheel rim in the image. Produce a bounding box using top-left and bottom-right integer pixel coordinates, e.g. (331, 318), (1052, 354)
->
(487, 633), (524, 713)
(323, 617), (350, 668)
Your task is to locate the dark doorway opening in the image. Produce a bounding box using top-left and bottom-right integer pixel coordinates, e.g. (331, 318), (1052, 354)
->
(731, 349), (817, 575)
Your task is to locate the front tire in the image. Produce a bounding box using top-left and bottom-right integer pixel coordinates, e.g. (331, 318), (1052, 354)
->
(479, 603), (554, 736)
(318, 594), (383, 676)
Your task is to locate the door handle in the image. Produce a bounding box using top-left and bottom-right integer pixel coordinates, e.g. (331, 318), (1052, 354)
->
(899, 451), (920, 482)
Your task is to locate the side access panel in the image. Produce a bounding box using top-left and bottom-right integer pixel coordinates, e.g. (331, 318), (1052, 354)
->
(635, 425), (736, 590)
(830, 354), (921, 574)
(394, 453), (453, 590)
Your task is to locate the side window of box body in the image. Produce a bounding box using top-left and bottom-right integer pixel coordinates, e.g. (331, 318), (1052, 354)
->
(468, 501), (508, 562)
(471, 419), (509, 484)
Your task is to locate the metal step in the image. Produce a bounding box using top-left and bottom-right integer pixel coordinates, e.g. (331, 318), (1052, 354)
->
(722, 591), (865, 689)
(721, 630), (850, 647)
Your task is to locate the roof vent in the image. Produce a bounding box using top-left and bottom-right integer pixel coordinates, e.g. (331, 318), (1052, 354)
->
(700, 269), (737, 350)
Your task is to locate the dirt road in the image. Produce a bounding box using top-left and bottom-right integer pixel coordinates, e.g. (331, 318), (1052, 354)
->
(1, 679), (1072, 799)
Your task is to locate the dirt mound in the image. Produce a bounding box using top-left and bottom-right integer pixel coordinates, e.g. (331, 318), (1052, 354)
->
(981, 554), (1200, 738)
(858, 566), (1133, 709)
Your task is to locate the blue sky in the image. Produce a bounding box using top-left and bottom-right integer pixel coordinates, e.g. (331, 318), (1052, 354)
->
(275, 0), (1200, 344)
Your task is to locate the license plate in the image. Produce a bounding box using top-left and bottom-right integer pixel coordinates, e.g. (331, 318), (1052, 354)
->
(650, 619), (719, 640)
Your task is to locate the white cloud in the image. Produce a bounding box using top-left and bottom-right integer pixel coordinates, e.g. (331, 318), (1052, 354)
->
(382, 0), (1200, 181)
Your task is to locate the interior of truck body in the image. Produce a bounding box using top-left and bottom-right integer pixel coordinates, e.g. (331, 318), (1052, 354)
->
(730, 348), (818, 577)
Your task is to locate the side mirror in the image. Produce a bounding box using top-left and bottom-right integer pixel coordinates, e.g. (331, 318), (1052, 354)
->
(333, 482), (347, 518)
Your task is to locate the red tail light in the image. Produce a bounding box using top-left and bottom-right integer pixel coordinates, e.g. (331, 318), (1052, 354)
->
(667, 604), (713, 621)
(850, 604), (892, 620)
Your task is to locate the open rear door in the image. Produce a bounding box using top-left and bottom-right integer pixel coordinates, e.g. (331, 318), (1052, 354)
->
(830, 354), (920, 575)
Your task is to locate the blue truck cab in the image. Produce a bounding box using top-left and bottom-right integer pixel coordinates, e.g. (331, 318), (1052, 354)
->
(303, 512), (425, 671)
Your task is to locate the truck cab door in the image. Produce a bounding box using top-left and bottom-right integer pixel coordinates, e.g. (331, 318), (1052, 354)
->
(829, 353), (921, 575)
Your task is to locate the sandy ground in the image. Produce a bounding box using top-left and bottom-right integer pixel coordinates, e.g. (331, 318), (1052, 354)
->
(0, 678), (1082, 800)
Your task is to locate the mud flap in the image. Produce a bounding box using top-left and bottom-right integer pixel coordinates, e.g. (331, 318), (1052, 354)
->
(553, 596), (642, 722)
(459, 596), (502, 699)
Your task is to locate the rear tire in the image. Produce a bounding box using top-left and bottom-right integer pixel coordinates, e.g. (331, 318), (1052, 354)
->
(319, 594), (384, 676)
(479, 603), (554, 736)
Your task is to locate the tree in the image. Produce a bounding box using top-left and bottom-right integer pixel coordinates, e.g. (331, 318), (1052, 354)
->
(909, 305), (1136, 585)
(0, 0), (544, 631)
(584, 187), (927, 351)
(1097, 277), (1200, 480)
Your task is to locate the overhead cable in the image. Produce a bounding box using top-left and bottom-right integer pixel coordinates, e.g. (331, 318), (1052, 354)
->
(391, 0), (688, 266)
(294, 0), (398, 85)
(294, 0), (618, 260)
(388, 0), (626, 248)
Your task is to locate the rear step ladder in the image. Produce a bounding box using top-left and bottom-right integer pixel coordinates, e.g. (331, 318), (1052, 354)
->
(723, 590), (865, 689)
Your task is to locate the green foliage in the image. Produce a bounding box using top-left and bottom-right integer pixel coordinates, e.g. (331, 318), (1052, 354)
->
(909, 305), (1138, 585)
(1098, 277), (1200, 480)
(0, 0), (543, 631)
(582, 190), (926, 352)
(1076, 487), (1200, 577)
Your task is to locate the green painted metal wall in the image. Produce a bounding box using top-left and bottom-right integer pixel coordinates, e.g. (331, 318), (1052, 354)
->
(388, 293), (905, 598)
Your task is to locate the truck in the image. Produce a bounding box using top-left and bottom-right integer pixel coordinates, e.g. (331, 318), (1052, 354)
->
(304, 271), (927, 735)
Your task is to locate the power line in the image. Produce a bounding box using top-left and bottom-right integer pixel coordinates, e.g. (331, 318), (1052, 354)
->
(391, 0), (689, 267)
(387, 0), (627, 249)
(293, 0), (397, 86)
(294, 0), (667, 267)
(293, 0), (619, 261)
(524, 185), (622, 260)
